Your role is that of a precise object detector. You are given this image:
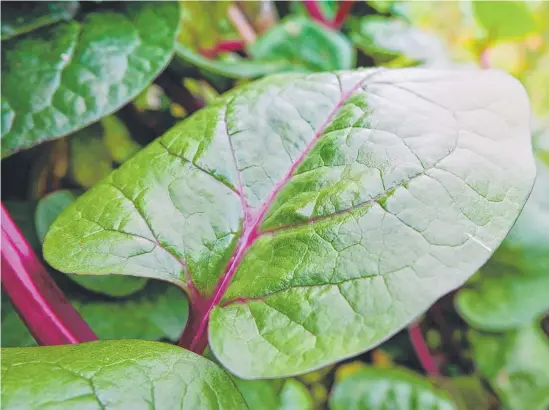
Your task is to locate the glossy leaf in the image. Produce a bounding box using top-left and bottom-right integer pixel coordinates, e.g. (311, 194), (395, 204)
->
(1, 2), (180, 158)
(44, 69), (535, 378)
(329, 366), (457, 410)
(249, 17), (356, 71)
(469, 326), (549, 410)
(456, 159), (549, 330)
(473, 1), (537, 40)
(0, 1), (79, 40)
(1, 340), (248, 410)
(36, 190), (147, 297)
(2, 282), (188, 347)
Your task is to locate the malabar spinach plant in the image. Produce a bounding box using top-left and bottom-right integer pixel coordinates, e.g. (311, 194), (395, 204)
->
(1, 1), (546, 409)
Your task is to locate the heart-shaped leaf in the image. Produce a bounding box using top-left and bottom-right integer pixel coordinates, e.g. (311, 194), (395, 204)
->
(1, 340), (248, 410)
(1, 2), (180, 158)
(329, 366), (457, 410)
(44, 69), (535, 378)
(469, 325), (549, 410)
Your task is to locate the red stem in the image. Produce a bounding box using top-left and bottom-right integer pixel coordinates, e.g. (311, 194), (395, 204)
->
(1, 203), (97, 345)
(408, 322), (441, 376)
(199, 40), (246, 59)
(332, 0), (355, 28)
(303, 0), (330, 26)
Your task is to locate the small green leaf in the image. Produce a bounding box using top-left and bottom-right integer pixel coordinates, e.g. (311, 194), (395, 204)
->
(44, 69), (535, 378)
(233, 378), (313, 410)
(0, 1), (79, 40)
(1, 2), (181, 158)
(1, 340), (248, 410)
(455, 160), (549, 330)
(469, 325), (549, 410)
(473, 1), (537, 40)
(348, 16), (447, 65)
(329, 366), (457, 410)
(249, 17), (356, 71)
(1, 282), (189, 347)
(36, 190), (147, 297)
(101, 115), (141, 164)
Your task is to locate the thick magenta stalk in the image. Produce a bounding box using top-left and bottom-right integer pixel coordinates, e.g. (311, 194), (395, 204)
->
(303, 0), (330, 26)
(332, 0), (355, 28)
(408, 323), (441, 376)
(1, 203), (97, 345)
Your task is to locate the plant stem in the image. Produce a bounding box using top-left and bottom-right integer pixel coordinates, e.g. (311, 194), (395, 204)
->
(1, 203), (97, 345)
(199, 40), (246, 59)
(408, 322), (441, 376)
(228, 4), (256, 45)
(303, 0), (330, 26)
(332, 0), (355, 28)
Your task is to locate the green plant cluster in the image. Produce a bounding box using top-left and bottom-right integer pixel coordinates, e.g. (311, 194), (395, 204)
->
(1, 1), (547, 409)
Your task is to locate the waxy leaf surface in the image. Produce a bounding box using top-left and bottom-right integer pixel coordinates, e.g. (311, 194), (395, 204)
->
(45, 68), (535, 378)
(1, 2), (180, 157)
(1, 340), (247, 410)
(329, 366), (457, 410)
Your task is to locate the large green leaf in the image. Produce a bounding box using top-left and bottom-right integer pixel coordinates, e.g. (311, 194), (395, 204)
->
(0, 1), (79, 40)
(44, 69), (535, 378)
(456, 159), (549, 330)
(249, 17), (356, 71)
(329, 366), (457, 410)
(1, 282), (188, 347)
(1, 2), (180, 158)
(469, 325), (549, 410)
(36, 190), (148, 297)
(1, 340), (248, 410)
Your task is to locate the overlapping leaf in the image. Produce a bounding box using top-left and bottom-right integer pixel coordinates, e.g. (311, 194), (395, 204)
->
(45, 68), (535, 378)
(1, 340), (247, 410)
(1, 2), (180, 157)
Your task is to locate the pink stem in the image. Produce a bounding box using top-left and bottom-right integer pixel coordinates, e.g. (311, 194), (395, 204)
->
(303, 0), (330, 26)
(408, 322), (441, 376)
(332, 0), (355, 28)
(1, 203), (97, 345)
(199, 40), (246, 59)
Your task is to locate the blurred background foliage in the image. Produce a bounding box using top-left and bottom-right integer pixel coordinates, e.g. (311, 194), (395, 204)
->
(1, 1), (548, 409)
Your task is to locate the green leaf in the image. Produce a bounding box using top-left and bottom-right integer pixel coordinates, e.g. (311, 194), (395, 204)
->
(329, 366), (457, 410)
(249, 17), (356, 71)
(434, 376), (495, 410)
(469, 325), (549, 410)
(473, 1), (537, 40)
(348, 16), (448, 65)
(1, 282), (189, 347)
(234, 378), (313, 410)
(1, 340), (248, 410)
(1, 2), (181, 158)
(0, 1), (79, 40)
(36, 190), (147, 297)
(175, 44), (295, 80)
(101, 115), (141, 163)
(44, 69), (535, 378)
(455, 160), (549, 330)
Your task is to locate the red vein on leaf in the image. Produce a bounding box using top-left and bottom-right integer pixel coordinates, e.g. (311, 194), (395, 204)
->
(1, 203), (97, 346)
(199, 40), (246, 59)
(408, 322), (441, 376)
(179, 75), (371, 354)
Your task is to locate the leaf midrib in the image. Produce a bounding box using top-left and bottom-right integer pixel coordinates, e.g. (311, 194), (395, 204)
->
(183, 71), (381, 351)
